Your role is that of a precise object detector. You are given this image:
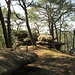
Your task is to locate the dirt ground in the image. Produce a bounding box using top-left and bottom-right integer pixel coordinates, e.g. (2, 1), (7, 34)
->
(14, 45), (75, 75)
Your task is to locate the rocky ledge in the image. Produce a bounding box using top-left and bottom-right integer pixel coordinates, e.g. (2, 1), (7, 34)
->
(0, 48), (38, 75)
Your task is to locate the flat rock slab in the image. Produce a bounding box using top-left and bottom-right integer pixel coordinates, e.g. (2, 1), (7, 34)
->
(0, 49), (38, 75)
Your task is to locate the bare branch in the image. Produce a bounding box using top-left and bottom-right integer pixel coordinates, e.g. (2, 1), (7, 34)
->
(55, 10), (68, 22)
(11, 3), (25, 21)
(18, 0), (24, 10)
(15, 13), (25, 21)
(27, 0), (34, 7)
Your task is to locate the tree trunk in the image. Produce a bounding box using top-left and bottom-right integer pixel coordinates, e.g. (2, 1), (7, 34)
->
(22, 1), (36, 46)
(66, 33), (69, 51)
(64, 33), (66, 50)
(59, 18), (61, 42)
(0, 7), (10, 48)
(7, 0), (12, 48)
(54, 23), (58, 41)
(34, 22), (40, 36)
(46, 3), (55, 48)
(50, 23), (55, 48)
(46, 3), (51, 35)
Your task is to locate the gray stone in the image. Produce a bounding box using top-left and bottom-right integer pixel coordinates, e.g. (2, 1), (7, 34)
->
(0, 49), (38, 75)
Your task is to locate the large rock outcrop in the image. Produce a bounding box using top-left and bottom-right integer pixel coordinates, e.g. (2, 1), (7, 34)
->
(0, 48), (38, 75)
(36, 35), (52, 45)
(36, 35), (65, 50)
(38, 35), (52, 42)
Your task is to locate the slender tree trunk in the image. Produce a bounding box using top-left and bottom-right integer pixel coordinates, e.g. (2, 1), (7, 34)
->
(46, 3), (51, 35)
(64, 32), (68, 51)
(54, 23), (58, 41)
(48, 18), (51, 35)
(22, 0), (36, 46)
(50, 23), (55, 48)
(47, 7), (51, 35)
(64, 32), (66, 51)
(59, 18), (61, 42)
(66, 33), (69, 51)
(7, 0), (12, 48)
(0, 7), (10, 48)
(46, 3), (55, 48)
(34, 22), (40, 36)
(35, 28), (40, 36)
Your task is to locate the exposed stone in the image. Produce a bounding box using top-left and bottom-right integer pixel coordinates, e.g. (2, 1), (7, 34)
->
(36, 41), (49, 45)
(16, 45), (28, 51)
(37, 35), (65, 50)
(0, 49), (38, 75)
(38, 35), (52, 42)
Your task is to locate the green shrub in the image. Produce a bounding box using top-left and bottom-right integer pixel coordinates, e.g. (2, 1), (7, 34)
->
(14, 30), (28, 41)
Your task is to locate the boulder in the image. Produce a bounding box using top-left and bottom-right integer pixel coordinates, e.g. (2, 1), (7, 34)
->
(36, 41), (49, 45)
(38, 35), (52, 42)
(0, 49), (38, 75)
(54, 42), (65, 50)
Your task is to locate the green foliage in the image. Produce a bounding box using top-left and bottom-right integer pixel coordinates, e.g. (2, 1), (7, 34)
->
(23, 37), (30, 41)
(27, 31), (38, 42)
(14, 30), (28, 41)
(28, 7), (39, 22)
(0, 0), (74, 53)
(23, 32), (38, 45)
(2, 7), (7, 16)
(71, 16), (75, 21)
(32, 32), (38, 41)
(11, 35), (15, 45)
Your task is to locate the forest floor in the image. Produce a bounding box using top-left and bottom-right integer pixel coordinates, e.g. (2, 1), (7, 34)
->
(15, 45), (75, 75)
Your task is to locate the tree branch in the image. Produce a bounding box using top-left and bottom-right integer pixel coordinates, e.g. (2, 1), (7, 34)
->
(18, 0), (25, 10)
(11, 3), (25, 21)
(55, 10), (68, 22)
(27, 0), (34, 7)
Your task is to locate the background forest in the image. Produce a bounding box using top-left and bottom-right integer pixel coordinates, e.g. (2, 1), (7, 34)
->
(0, 0), (75, 54)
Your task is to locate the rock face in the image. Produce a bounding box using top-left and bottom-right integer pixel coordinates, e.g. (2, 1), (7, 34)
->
(36, 35), (52, 45)
(38, 35), (52, 42)
(36, 35), (51, 47)
(36, 35), (65, 50)
(0, 49), (38, 75)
